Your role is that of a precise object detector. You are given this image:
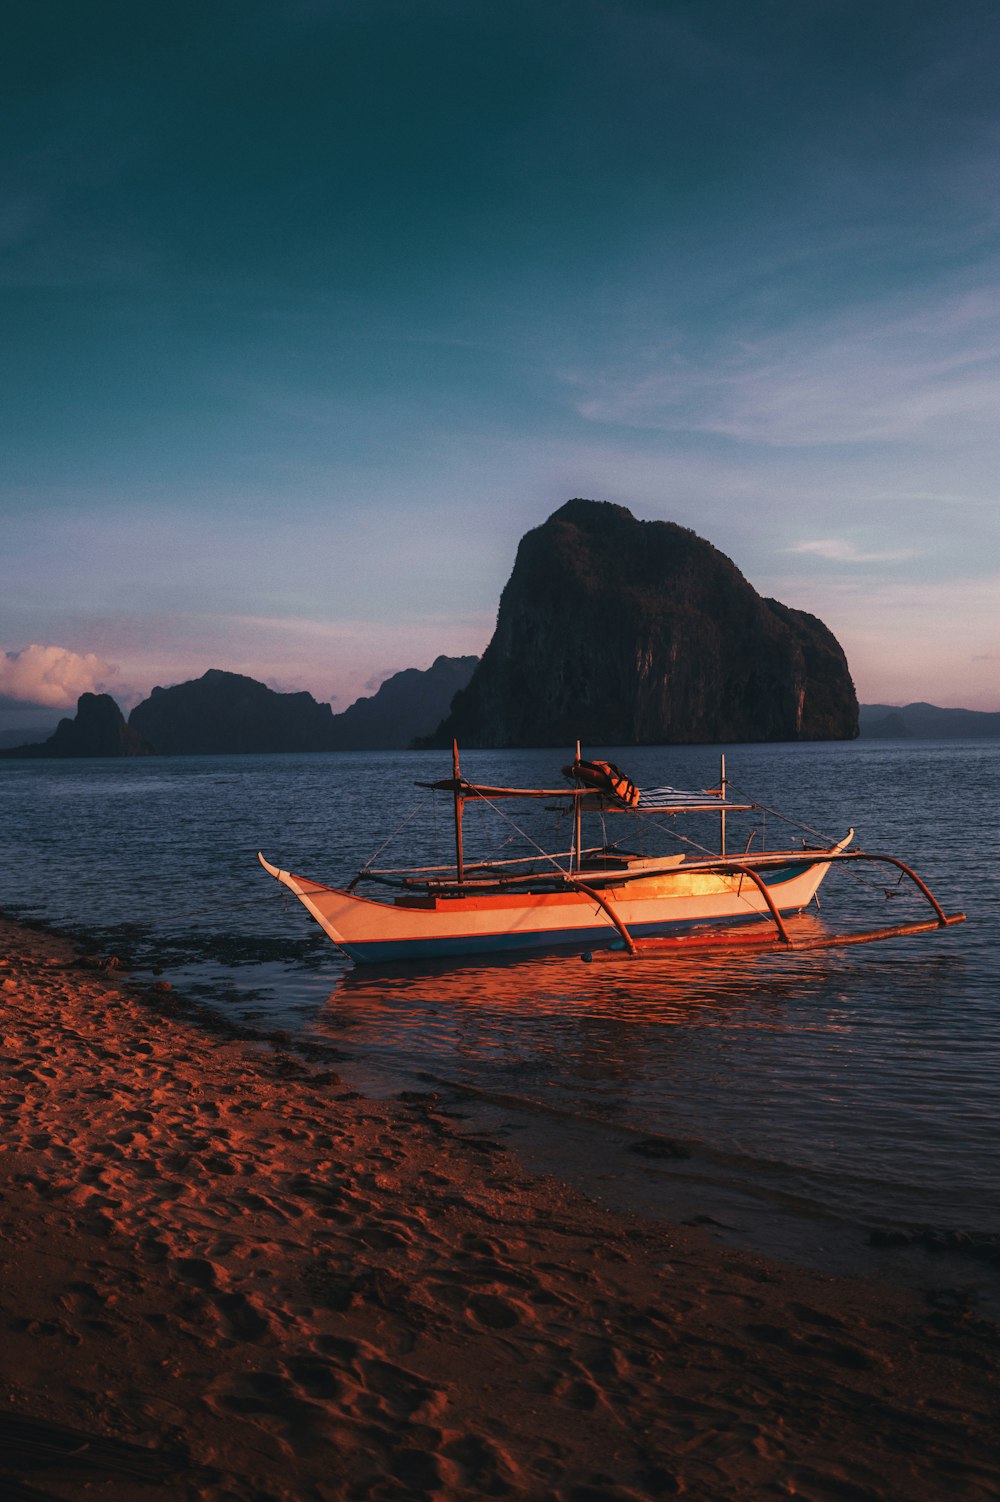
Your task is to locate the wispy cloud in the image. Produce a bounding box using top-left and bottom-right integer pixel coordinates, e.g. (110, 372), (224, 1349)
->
(785, 538), (919, 564)
(569, 278), (1000, 450)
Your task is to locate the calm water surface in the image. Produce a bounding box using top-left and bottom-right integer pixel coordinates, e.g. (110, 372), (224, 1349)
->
(2, 741), (997, 1239)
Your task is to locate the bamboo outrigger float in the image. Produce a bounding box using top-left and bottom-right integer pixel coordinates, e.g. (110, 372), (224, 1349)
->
(259, 744), (965, 966)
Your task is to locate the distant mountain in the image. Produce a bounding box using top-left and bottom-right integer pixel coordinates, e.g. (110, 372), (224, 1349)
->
(0, 693), (150, 758)
(859, 703), (1000, 738)
(326, 655), (478, 750)
(125, 659), (479, 754)
(3, 679), (994, 760)
(0, 660), (479, 759)
(128, 669), (339, 755)
(422, 499), (858, 747)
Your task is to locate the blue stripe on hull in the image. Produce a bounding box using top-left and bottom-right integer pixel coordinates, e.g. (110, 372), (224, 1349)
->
(339, 905), (807, 965)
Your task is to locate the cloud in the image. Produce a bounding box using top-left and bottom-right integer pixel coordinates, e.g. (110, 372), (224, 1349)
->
(569, 278), (1000, 450)
(0, 644), (115, 709)
(785, 539), (918, 564)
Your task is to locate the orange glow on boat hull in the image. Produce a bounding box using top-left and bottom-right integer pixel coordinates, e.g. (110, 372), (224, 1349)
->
(258, 853), (839, 964)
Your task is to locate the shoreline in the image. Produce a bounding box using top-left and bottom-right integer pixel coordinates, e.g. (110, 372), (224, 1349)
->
(13, 909), (1000, 1312)
(336, 1058), (1000, 1322)
(2, 914), (998, 1500)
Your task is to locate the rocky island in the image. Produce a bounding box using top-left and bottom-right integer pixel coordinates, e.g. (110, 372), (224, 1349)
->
(424, 499), (858, 747)
(1, 502), (860, 756)
(0, 658), (479, 758)
(0, 693), (150, 759)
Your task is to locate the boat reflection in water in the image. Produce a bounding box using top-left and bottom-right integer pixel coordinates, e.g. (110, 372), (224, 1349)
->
(311, 910), (857, 1107)
(309, 908), (972, 1235)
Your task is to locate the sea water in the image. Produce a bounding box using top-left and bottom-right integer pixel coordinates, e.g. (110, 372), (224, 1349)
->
(2, 740), (998, 1245)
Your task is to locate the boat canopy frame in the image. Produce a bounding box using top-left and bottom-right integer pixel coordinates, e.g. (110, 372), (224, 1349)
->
(416, 775), (754, 815)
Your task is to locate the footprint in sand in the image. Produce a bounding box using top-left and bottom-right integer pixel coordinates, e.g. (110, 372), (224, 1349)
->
(386, 1445), (459, 1496)
(285, 1353), (343, 1399)
(466, 1291), (527, 1331)
(214, 1290), (273, 1342)
(171, 1256), (225, 1290)
(555, 1375), (601, 1411)
(357, 1222), (415, 1251)
(441, 1432), (521, 1496)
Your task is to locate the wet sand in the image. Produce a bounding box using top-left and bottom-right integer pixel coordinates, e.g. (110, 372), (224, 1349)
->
(2, 914), (998, 1501)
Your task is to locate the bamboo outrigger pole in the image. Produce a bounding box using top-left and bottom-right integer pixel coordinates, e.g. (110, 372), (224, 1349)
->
(572, 880), (638, 955)
(452, 739), (465, 885)
(588, 850), (965, 961)
(573, 738), (583, 874)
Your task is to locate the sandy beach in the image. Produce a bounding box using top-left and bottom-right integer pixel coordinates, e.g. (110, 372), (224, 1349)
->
(2, 913), (998, 1501)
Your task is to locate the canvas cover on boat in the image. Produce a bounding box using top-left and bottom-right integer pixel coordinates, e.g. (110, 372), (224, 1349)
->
(637, 785), (749, 810)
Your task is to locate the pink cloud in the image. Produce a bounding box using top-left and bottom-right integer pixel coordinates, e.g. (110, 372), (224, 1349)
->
(0, 643), (116, 709)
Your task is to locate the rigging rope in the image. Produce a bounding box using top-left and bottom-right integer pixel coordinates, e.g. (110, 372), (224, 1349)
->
(357, 791), (431, 875)
(460, 786), (575, 876)
(725, 781), (840, 848)
(725, 780), (895, 902)
(632, 811), (721, 858)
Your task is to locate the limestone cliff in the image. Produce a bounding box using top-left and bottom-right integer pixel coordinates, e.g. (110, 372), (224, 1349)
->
(425, 500), (858, 747)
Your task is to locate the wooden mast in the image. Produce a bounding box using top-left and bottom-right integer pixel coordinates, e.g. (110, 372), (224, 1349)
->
(720, 752), (727, 856)
(573, 739), (583, 874)
(452, 739), (465, 885)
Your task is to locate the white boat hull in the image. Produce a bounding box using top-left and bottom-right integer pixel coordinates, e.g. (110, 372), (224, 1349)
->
(258, 846), (849, 964)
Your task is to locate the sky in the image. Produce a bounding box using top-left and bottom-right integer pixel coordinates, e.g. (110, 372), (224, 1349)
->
(3, 0), (999, 733)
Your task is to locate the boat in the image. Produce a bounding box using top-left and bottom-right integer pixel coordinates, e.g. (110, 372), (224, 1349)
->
(258, 745), (965, 966)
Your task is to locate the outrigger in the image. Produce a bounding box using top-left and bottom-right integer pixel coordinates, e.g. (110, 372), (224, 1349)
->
(259, 744), (965, 966)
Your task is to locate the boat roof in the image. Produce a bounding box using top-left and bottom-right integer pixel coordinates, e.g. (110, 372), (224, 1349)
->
(417, 776), (754, 814)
